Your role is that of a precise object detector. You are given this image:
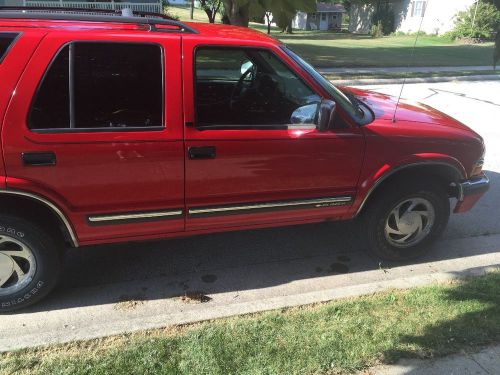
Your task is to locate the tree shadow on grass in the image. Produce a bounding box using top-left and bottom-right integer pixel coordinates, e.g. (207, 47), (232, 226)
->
(383, 271), (500, 366)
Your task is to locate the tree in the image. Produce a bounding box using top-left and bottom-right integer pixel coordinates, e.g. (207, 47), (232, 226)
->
(256, 0), (315, 34)
(222, 0), (315, 30)
(450, 1), (500, 39)
(199, 0), (222, 23)
(190, 0), (195, 20)
(221, 0), (251, 27)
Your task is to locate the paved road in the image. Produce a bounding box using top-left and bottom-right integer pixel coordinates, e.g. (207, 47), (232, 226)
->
(1, 80), (499, 351)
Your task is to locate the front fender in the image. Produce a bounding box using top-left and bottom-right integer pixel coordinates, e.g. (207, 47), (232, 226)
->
(349, 153), (466, 218)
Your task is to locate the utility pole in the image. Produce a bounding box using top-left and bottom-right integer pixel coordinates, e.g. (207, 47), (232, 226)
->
(190, 0), (195, 20)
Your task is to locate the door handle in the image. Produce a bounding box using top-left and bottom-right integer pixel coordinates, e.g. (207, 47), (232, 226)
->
(188, 146), (216, 160)
(22, 152), (56, 166)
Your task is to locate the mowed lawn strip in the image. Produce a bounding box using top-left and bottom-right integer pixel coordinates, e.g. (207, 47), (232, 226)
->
(278, 33), (495, 68)
(2, 271), (500, 375)
(168, 6), (495, 69)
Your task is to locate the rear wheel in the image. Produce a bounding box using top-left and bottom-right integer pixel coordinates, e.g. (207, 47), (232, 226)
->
(0, 215), (61, 313)
(364, 181), (450, 261)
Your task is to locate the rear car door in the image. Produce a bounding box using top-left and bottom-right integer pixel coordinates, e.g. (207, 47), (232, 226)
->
(3, 31), (184, 245)
(182, 41), (365, 231)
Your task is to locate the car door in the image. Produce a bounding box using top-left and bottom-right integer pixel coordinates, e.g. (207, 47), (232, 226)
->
(182, 41), (365, 231)
(3, 31), (185, 244)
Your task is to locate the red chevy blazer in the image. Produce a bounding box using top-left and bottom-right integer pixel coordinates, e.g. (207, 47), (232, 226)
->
(0, 8), (489, 311)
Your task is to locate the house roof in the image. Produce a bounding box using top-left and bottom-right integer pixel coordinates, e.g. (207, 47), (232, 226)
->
(316, 3), (346, 13)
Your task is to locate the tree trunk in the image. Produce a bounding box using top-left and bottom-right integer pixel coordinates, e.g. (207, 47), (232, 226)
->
(190, 0), (194, 20)
(224, 0), (250, 27)
(265, 13), (271, 34)
(285, 20), (293, 34)
(208, 11), (216, 23)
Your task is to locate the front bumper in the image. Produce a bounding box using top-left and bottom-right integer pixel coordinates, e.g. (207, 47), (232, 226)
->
(454, 173), (490, 213)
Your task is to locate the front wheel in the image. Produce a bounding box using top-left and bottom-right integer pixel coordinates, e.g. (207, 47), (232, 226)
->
(0, 215), (61, 313)
(364, 181), (450, 261)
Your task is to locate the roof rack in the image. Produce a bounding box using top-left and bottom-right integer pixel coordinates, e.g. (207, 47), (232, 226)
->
(0, 6), (198, 33)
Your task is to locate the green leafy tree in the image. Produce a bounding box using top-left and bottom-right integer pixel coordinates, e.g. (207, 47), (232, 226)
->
(199, 0), (222, 23)
(450, 2), (500, 39)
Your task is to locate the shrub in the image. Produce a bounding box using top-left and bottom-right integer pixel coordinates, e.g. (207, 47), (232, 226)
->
(372, 5), (395, 35)
(371, 22), (384, 38)
(450, 2), (500, 40)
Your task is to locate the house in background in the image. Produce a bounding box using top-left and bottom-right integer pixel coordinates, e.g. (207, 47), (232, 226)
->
(0, 0), (163, 14)
(293, 2), (346, 31)
(349, 0), (476, 35)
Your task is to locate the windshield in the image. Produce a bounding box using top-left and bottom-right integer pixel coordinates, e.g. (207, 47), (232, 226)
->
(281, 46), (372, 125)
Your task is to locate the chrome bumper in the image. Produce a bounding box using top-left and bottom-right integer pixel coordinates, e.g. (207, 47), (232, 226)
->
(457, 173), (490, 201)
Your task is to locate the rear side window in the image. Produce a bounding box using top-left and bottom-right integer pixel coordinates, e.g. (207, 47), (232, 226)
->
(0, 33), (20, 63)
(29, 42), (163, 131)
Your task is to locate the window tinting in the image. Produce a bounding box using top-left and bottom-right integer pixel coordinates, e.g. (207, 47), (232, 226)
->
(0, 33), (19, 63)
(195, 48), (321, 129)
(30, 42), (163, 131)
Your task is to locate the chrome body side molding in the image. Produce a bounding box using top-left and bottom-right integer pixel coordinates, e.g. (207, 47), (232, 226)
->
(189, 197), (353, 217)
(0, 189), (79, 247)
(88, 210), (183, 224)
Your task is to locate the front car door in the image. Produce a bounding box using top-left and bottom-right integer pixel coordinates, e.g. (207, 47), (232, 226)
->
(3, 31), (184, 245)
(182, 40), (365, 232)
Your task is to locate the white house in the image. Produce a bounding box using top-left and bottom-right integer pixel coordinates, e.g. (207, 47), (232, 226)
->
(349, 0), (476, 35)
(294, 2), (346, 31)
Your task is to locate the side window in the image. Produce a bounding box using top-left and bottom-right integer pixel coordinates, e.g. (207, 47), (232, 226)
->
(30, 42), (163, 131)
(0, 33), (20, 64)
(195, 48), (321, 129)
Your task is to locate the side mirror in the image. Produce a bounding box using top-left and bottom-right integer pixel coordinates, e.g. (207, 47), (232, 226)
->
(317, 99), (336, 132)
(291, 104), (319, 125)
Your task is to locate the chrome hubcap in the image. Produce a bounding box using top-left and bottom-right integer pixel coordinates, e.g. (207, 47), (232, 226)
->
(0, 236), (36, 296)
(384, 198), (435, 248)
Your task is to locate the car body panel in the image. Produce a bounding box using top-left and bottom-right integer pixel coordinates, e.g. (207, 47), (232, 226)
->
(2, 29), (185, 243)
(0, 18), (489, 247)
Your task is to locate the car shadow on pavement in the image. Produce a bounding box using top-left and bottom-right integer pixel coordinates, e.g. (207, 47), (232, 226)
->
(16, 170), (499, 313)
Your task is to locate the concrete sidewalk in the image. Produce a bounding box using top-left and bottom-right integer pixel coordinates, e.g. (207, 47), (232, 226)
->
(368, 345), (500, 375)
(319, 65), (495, 75)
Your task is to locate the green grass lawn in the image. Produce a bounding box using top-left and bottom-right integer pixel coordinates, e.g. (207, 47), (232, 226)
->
(2, 271), (499, 375)
(168, 6), (496, 69)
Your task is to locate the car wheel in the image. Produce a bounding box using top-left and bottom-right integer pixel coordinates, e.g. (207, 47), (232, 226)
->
(365, 181), (450, 261)
(0, 215), (61, 313)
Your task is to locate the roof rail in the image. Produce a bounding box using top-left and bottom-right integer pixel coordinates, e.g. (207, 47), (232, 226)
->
(0, 6), (198, 33)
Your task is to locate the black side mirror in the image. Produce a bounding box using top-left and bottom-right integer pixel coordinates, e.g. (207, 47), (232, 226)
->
(317, 99), (336, 132)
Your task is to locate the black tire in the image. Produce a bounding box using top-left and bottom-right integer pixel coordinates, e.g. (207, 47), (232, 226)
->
(364, 180), (450, 261)
(0, 215), (61, 313)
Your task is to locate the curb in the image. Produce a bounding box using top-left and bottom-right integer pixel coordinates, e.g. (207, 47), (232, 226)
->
(1, 262), (499, 352)
(332, 74), (500, 86)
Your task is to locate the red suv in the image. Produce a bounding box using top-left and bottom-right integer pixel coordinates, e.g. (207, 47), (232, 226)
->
(0, 8), (490, 311)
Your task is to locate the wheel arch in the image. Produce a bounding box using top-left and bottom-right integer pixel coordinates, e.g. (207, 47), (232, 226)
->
(355, 161), (465, 217)
(0, 190), (78, 248)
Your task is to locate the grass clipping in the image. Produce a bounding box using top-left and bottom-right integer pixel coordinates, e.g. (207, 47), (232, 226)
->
(2, 271), (499, 375)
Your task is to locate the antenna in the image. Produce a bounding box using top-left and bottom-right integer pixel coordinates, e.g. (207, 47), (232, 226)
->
(392, 0), (429, 123)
